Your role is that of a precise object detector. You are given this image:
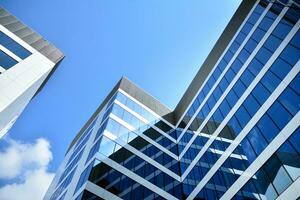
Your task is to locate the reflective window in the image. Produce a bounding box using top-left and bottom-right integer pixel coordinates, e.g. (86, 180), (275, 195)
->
(0, 31), (32, 60)
(0, 50), (17, 69)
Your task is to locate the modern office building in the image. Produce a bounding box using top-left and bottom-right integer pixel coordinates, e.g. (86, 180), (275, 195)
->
(0, 7), (64, 138)
(45, 0), (300, 199)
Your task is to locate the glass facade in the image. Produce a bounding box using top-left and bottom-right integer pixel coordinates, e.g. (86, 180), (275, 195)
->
(0, 31), (32, 70)
(46, 1), (300, 200)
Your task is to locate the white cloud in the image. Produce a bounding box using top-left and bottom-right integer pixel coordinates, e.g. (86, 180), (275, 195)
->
(0, 138), (55, 200)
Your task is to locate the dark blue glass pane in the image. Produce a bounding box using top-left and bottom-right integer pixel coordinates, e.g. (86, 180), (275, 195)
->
(213, 87), (222, 100)
(256, 47), (272, 64)
(207, 96), (216, 110)
(247, 127), (268, 155)
(230, 41), (240, 54)
(272, 21), (292, 40)
(240, 69), (255, 86)
(290, 30), (300, 49)
(224, 50), (234, 63)
(235, 105), (251, 128)
(264, 34), (281, 52)
(219, 100), (231, 117)
(203, 84), (210, 96)
(236, 32), (247, 45)
(256, 114), (279, 143)
(257, 1), (268, 12)
(268, 3), (284, 17)
(240, 139), (256, 163)
(228, 116), (242, 136)
(289, 128), (300, 154)
(281, 44), (300, 66)
(231, 59), (242, 74)
(207, 76), (216, 88)
(243, 94), (260, 116)
(239, 49), (250, 64)
(268, 101), (292, 129)
(278, 87), (300, 115)
(244, 38), (257, 53)
(0, 50), (17, 69)
(258, 12), (275, 31)
(0, 31), (31, 59)
(218, 59), (228, 72)
(261, 70), (281, 92)
(248, 11), (261, 25)
(269, 58), (292, 80)
(225, 68), (235, 83)
(252, 28), (265, 42)
(247, 58), (263, 76)
(241, 22), (253, 34)
(252, 83), (270, 105)
(289, 74), (300, 95)
(284, 6), (300, 25)
(233, 80), (246, 97)
(0, 32), (14, 45)
(219, 78), (229, 92)
(213, 67), (222, 80)
(226, 90), (238, 107)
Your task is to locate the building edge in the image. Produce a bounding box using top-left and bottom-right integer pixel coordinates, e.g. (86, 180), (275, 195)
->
(66, 0), (255, 153)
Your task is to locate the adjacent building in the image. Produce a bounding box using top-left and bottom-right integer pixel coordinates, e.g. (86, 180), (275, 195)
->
(0, 7), (64, 138)
(45, 0), (300, 199)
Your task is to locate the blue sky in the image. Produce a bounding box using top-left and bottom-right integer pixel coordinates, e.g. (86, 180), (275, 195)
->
(0, 0), (241, 198)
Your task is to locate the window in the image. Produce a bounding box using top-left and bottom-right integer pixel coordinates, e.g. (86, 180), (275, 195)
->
(258, 12), (275, 31)
(228, 116), (242, 136)
(0, 31), (31, 60)
(225, 68), (235, 83)
(240, 22), (253, 34)
(278, 87), (300, 115)
(235, 105), (251, 128)
(218, 59), (228, 72)
(219, 76), (229, 92)
(240, 138), (256, 163)
(238, 49), (250, 64)
(290, 73), (300, 95)
(247, 58), (263, 76)
(272, 18), (293, 40)
(252, 28), (265, 42)
(257, 114), (279, 142)
(261, 70), (281, 92)
(247, 10), (261, 25)
(243, 94), (260, 116)
(263, 156), (293, 194)
(219, 100), (231, 117)
(0, 50), (17, 69)
(264, 35), (281, 52)
(256, 47), (272, 64)
(290, 30), (300, 49)
(230, 41), (240, 54)
(99, 136), (115, 156)
(207, 75), (216, 88)
(267, 101), (292, 129)
(283, 6), (299, 25)
(252, 83), (270, 105)
(226, 90), (238, 108)
(281, 44), (300, 66)
(244, 38), (257, 54)
(235, 32), (247, 46)
(276, 142), (300, 181)
(231, 59), (243, 74)
(289, 128), (300, 154)
(246, 127), (267, 155)
(233, 79), (246, 97)
(269, 58), (291, 80)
